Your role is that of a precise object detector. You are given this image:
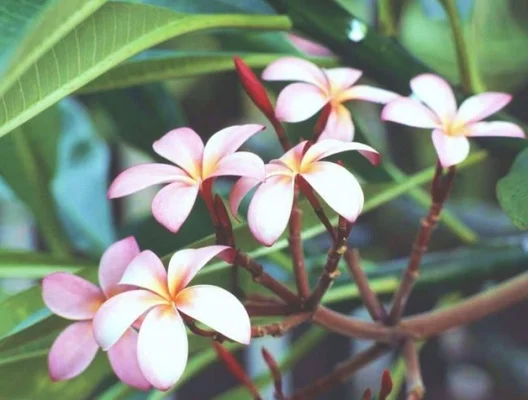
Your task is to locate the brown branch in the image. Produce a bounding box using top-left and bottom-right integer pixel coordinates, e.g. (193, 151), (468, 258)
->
(245, 301), (296, 317)
(403, 340), (425, 400)
(252, 312), (311, 338)
(400, 272), (528, 339)
(388, 164), (456, 323)
(344, 249), (387, 322)
(236, 251), (302, 307)
(289, 192), (310, 299)
(287, 344), (388, 400)
(262, 347), (285, 400)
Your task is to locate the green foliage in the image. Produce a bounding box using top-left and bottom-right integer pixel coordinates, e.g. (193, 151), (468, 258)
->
(497, 148), (528, 230)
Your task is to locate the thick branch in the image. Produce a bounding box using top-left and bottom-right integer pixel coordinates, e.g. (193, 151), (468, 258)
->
(403, 340), (425, 399)
(252, 312), (311, 338)
(289, 193), (310, 299)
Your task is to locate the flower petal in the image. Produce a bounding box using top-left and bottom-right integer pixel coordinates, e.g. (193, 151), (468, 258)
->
(98, 236), (140, 298)
(288, 34), (334, 57)
(108, 328), (151, 390)
(152, 128), (204, 178)
(381, 97), (440, 128)
(410, 74), (457, 123)
(176, 285), (251, 344)
(318, 105), (354, 142)
(202, 124), (265, 173)
(42, 272), (105, 320)
(455, 93), (512, 125)
(466, 121), (525, 138)
(302, 139), (380, 167)
(302, 161), (364, 222)
(108, 163), (189, 199)
(431, 130), (470, 168)
(275, 83), (328, 123)
(48, 321), (99, 381)
(248, 175), (295, 246)
(120, 251), (170, 299)
(208, 151), (265, 182)
(137, 306), (188, 391)
(93, 290), (166, 350)
(262, 56), (327, 87)
(151, 181), (199, 233)
(168, 245), (236, 297)
(229, 177), (260, 219)
(324, 67), (362, 92)
(339, 85), (400, 104)
(277, 141), (305, 171)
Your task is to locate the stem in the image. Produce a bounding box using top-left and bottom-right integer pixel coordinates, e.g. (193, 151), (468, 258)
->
(287, 344), (388, 400)
(344, 249), (387, 322)
(272, 119), (291, 151)
(438, 0), (472, 92)
(252, 312), (311, 338)
(377, 0), (397, 36)
(388, 165), (456, 323)
(400, 272), (528, 339)
(402, 341), (425, 400)
(245, 301), (294, 317)
(289, 192), (310, 299)
(261, 348), (285, 400)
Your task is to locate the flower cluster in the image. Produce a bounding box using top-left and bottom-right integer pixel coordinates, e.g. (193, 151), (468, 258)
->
(42, 56), (524, 392)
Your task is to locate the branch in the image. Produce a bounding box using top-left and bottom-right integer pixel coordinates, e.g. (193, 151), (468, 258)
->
(402, 340), (425, 400)
(344, 249), (387, 322)
(252, 312), (311, 338)
(262, 347), (286, 400)
(289, 192), (310, 299)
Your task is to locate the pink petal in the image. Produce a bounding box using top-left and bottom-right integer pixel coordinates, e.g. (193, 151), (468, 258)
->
(381, 97), (440, 128)
(98, 236), (140, 298)
(318, 106), (354, 142)
(202, 124), (265, 174)
(48, 321), (99, 381)
(42, 272), (105, 320)
(229, 177), (260, 219)
(302, 161), (364, 222)
(108, 328), (151, 390)
(466, 121), (525, 138)
(152, 128), (204, 179)
(277, 141), (305, 171)
(207, 151), (265, 182)
(410, 74), (457, 123)
(168, 245), (236, 297)
(120, 251), (170, 299)
(176, 285), (251, 344)
(262, 56), (327, 87)
(137, 305), (188, 391)
(275, 83), (328, 123)
(288, 34), (334, 57)
(248, 175), (295, 246)
(93, 290), (166, 350)
(151, 181), (199, 233)
(302, 139), (380, 166)
(324, 68), (362, 92)
(108, 163), (190, 199)
(431, 130), (470, 168)
(455, 93), (512, 125)
(339, 85), (400, 104)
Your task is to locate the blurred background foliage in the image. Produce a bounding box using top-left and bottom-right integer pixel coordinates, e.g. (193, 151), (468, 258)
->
(0, 0), (526, 399)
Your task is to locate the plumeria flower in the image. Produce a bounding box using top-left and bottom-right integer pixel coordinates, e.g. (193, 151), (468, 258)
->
(42, 237), (150, 390)
(108, 125), (266, 233)
(262, 57), (399, 142)
(381, 74), (526, 167)
(93, 245), (251, 391)
(230, 140), (380, 246)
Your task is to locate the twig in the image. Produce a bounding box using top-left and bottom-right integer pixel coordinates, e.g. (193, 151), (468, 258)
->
(252, 313), (311, 338)
(402, 340), (425, 400)
(287, 344), (388, 400)
(344, 249), (387, 322)
(388, 164), (456, 323)
(289, 192), (310, 299)
(244, 301), (295, 317)
(262, 348), (285, 400)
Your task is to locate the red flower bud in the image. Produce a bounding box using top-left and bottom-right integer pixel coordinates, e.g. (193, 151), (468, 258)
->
(378, 369), (393, 400)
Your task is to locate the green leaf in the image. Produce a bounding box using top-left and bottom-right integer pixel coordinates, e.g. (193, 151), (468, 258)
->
(497, 147), (528, 230)
(0, 0), (106, 95)
(80, 51), (336, 93)
(136, 0), (275, 14)
(0, 1), (291, 138)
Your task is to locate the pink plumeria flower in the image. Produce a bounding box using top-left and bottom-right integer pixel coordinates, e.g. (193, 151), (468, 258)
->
(230, 140), (380, 246)
(262, 57), (399, 142)
(381, 73), (526, 167)
(93, 245), (251, 391)
(108, 125), (266, 233)
(42, 237), (150, 390)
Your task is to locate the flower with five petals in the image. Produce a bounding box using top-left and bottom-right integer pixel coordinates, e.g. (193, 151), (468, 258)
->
(93, 245), (250, 391)
(230, 140), (380, 246)
(108, 125), (265, 233)
(381, 73), (526, 167)
(42, 237), (150, 389)
(262, 57), (399, 142)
